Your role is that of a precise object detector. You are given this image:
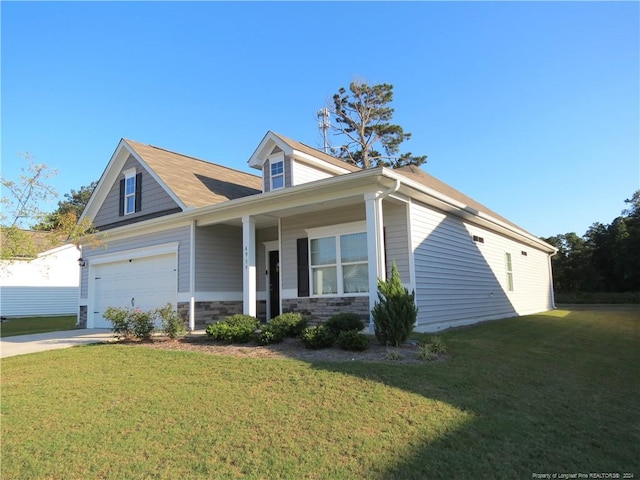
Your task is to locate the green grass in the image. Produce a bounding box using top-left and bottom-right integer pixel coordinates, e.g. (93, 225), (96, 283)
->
(1, 308), (638, 479)
(0, 315), (78, 337)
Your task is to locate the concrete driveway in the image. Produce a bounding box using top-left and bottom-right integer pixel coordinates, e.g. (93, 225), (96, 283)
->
(0, 329), (114, 358)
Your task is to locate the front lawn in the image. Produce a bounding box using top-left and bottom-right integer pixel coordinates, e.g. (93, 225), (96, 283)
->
(1, 308), (638, 479)
(0, 315), (78, 338)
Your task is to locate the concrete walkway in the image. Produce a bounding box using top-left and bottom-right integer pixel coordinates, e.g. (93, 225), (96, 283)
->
(0, 329), (114, 359)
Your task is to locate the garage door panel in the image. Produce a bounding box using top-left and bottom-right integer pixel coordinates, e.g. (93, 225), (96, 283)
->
(92, 253), (177, 328)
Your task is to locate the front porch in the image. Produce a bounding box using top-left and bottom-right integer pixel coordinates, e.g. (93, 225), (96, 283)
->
(180, 185), (411, 330)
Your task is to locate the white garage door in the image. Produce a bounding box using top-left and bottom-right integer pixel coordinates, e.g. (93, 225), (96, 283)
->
(92, 253), (177, 328)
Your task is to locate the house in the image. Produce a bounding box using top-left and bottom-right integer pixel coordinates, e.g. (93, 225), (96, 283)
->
(77, 132), (556, 332)
(1, 237), (81, 317)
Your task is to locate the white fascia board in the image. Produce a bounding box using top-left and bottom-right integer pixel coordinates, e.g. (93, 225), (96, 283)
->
(292, 151), (353, 175)
(89, 241), (179, 265)
(247, 132), (293, 169)
(86, 217), (192, 245)
(379, 169), (556, 254)
(79, 139), (130, 223)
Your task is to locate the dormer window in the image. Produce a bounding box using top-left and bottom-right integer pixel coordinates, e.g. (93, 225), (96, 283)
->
(270, 160), (284, 190)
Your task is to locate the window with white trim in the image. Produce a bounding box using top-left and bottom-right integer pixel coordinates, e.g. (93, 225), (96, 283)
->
(505, 252), (514, 291)
(124, 171), (136, 215)
(308, 223), (368, 296)
(270, 160), (284, 190)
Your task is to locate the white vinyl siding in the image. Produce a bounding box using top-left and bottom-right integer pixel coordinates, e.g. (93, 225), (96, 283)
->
(291, 160), (333, 186)
(410, 200), (553, 331)
(0, 287), (78, 317)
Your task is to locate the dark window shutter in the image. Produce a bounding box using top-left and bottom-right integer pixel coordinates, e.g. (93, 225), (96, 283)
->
(118, 178), (125, 216)
(297, 238), (309, 297)
(135, 172), (142, 213)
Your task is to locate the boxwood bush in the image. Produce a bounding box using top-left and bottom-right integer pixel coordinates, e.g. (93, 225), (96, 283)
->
(325, 313), (365, 336)
(301, 325), (336, 349)
(269, 312), (307, 337)
(206, 314), (259, 343)
(335, 330), (369, 351)
(256, 323), (288, 345)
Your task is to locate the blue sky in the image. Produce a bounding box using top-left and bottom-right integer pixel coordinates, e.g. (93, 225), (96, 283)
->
(2, 1), (638, 238)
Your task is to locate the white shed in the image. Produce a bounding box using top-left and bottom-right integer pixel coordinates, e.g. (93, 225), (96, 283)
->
(0, 243), (81, 318)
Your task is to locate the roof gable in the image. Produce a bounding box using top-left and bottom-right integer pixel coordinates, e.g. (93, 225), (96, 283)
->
(124, 140), (262, 209)
(81, 139), (262, 223)
(248, 131), (361, 174)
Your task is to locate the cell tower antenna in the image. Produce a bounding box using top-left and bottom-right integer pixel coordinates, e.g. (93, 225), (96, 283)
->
(317, 107), (331, 154)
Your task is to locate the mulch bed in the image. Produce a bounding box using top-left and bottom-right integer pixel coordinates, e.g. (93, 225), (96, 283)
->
(119, 333), (447, 364)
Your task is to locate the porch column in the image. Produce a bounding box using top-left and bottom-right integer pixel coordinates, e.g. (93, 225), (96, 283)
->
(242, 215), (257, 317)
(365, 192), (386, 331)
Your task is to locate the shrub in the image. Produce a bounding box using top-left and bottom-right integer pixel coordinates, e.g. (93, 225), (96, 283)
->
(154, 303), (186, 339)
(371, 262), (418, 347)
(301, 325), (336, 349)
(416, 344), (438, 361)
(428, 335), (448, 354)
(270, 312), (307, 337)
(103, 306), (132, 340)
(129, 309), (155, 341)
(256, 323), (288, 345)
(325, 313), (365, 336)
(206, 314), (259, 343)
(335, 330), (369, 351)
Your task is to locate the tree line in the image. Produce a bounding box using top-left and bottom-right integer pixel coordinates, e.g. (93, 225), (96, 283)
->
(543, 191), (640, 296)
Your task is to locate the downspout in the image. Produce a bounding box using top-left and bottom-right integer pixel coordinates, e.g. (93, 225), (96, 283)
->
(189, 220), (196, 331)
(548, 249), (558, 310)
(368, 177), (401, 333)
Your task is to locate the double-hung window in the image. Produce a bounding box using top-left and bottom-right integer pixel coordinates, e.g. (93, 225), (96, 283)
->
(124, 173), (136, 214)
(308, 222), (368, 296)
(271, 160), (284, 190)
(505, 252), (514, 291)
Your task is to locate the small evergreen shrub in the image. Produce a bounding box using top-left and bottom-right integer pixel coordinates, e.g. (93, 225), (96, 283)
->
(371, 262), (418, 347)
(325, 313), (365, 336)
(206, 314), (259, 343)
(154, 303), (186, 339)
(301, 325), (336, 349)
(103, 306), (132, 340)
(270, 312), (307, 337)
(256, 323), (288, 345)
(335, 330), (369, 351)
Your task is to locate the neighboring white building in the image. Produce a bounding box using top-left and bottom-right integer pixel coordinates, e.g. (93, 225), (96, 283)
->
(0, 243), (81, 317)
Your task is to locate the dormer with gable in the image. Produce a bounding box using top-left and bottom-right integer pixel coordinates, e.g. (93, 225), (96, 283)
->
(248, 131), (360, 192)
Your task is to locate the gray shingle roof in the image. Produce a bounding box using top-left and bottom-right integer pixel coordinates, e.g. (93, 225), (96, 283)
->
(395, 164), (526, 233)
(124, 139), (262, 209)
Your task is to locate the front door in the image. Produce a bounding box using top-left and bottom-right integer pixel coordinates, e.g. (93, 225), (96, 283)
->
(268, 250), (280, 319)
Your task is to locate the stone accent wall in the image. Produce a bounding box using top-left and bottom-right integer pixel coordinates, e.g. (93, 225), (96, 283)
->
(177, 300), (267, 329)
(282, 296), (370, 324)
(78, 306), (87, 328)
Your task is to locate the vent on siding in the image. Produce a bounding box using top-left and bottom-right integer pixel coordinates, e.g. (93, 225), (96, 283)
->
(473, 235), (484, 244)
(521, 251), (528, 256)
